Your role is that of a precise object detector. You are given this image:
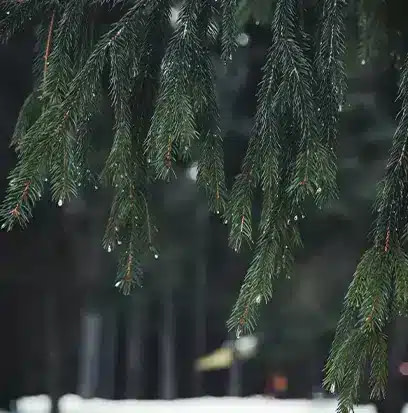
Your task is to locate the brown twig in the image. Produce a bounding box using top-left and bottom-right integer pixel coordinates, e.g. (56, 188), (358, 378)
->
(43, 11), (56, 81)
(165, 137), (172, 169)
(239, 304), (249, 326)
(10, 181), (31, 217)
(384, 227), (390, 252)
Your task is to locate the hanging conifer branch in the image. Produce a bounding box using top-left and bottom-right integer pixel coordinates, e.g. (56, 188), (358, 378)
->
(224, 0), (283, 252)
(194, 0), (227, 214)
(324, 55), (408, 412)
(314, 0), (347, 205)
(102, 1), (168, 291)
(10, 92), (41, 150)
(146, 0), (202, 179)
(220, 0), (239, 63)
(0, 0), (48, 43)
(357, 0), (387, 65)
(227, 0), (340, 335)
(101, 12), (146, 254)
(45, 0), (89, 205)
(10, 12), (56, 152)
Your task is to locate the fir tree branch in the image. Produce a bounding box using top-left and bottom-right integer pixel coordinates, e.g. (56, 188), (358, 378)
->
(103, 1), (166, 291)
(325, 55), (408, 411)
(1, 0), (153, 226)
(315, 0), (347, 205)
(225, 6), (284, 251)
(146, 0), (202, 179)
(324, 249), (395, 412)
(270, 0), (336, 205)
(102, 21), (137, 188)
(227, 0), (344, 336)
(220, 0), (238, 63)
(357, 0), (387, 65)
(194, 1), (227, 215)
(43, 0), (89, 204)
(0, 0), (51, 43)
(10, 92), (41, 150)
(227, 188), (302, 335)
(0, 120), (50, 230)
(374, 56), (408, 249)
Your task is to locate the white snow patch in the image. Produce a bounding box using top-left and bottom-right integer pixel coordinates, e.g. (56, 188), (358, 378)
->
(16, 395), (378, 413)
(17, 395), (51, 413)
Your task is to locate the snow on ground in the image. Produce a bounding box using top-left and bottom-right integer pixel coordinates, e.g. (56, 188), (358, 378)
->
(16, 395), (378, 413)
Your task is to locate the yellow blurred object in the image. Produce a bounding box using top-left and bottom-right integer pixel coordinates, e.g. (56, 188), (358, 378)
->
(194, 347), (234, 371)
(195, 335), (259, 372)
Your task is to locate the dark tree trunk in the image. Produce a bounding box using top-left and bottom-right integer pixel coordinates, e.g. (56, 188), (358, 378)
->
(114, 310), (127, 400)
(193, 206), (208, 397)
(193, 256), (206, 397)
(46, 292), (60, 413)
(125, 295), (145, 399)
(228, 354), (241, 397)
(77, 308), (102, 398)
(96, 307), (117, 398)
(159, 273), (176, 400)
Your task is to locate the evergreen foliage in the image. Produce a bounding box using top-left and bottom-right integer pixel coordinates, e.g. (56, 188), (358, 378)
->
(0, 0), (406, 410)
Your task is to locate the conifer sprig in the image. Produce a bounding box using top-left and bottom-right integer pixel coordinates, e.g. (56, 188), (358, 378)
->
(227, 0), (340, 335)
(10, 92), (41, 150)
(220, 0), (238, 63)
(324, 55), (408, 412)
(146, 0), (227, 213)
(224, 2), (283, 252)
(315, 0), (347, 206)
(45, 0), (89, 205)
(0, 0), (50, 43)
(324, 249), (395, 413)
(101, 1), (169, 289)
(194, 1), (227, 214)
(373, 59), (408, 250)
(357, 0), (387, 65)
(146, 0), (202, 179)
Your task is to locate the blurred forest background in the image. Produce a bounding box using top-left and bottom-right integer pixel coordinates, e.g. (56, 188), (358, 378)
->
(2, 3), (408, 413)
